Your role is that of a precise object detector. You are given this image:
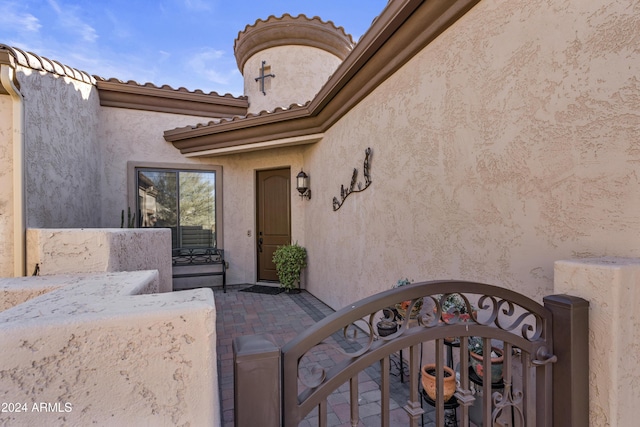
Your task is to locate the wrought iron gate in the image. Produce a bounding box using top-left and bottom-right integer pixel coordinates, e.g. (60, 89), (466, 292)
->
(234, 280), (589, 426)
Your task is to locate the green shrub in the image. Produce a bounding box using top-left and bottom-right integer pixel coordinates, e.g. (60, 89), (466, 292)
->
(272, 243), (307, 290)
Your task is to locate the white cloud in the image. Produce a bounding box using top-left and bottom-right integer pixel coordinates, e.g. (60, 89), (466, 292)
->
(104, 10), (130, 40)
(78, 24), (98, 43)
(0, 3), (42, 33)
(21, 15), (42, 32)
(47, 0), (98, 43)
(45, 0), (62, 14)
(187, 48), (233, 85)
(178, 47), (242, 95)
(62, 49), (155, 84)
(183, 0), (213, 11)
(12, 13), (41, 33)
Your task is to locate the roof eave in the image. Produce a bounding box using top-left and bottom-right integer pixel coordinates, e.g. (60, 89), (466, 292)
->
(183, 133), (325, 157)
(165, 107), (320, 154)
(312, 0), (481, 126)
(96, 79), (248, 118)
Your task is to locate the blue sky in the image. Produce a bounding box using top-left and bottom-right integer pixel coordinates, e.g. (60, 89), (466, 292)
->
(0, 0), (388, 96)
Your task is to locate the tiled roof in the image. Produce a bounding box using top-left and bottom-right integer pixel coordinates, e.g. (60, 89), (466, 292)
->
(93, 76), (243, 100)
(166, 101), (310, 135)
(0, 44), (245, 100)
(94, 76), (248, 117)
(0, 44), (248, 117)
(237, 13), (353, 42)
(0, 44), (95, 85)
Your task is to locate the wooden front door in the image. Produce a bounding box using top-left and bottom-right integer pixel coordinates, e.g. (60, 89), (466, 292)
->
(256, 168), (291, 282)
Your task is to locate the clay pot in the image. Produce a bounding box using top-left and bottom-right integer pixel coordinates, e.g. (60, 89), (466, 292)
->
(469, 347), (504, 383)
(441, 312), (472, 322)
(421, 364), (456, 402)
(395, 298), (423, 319)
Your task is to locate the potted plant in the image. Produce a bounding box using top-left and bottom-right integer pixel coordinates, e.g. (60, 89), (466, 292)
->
(435, 293), (476, 343)
(272, 243), (307, 292)
(468, 336), (504, 383)
(438, 293), (475, 322)
(394, 278), (423, 319)
(376, 318), (398, 337)
(421, 363), (457, 402)
(376, 308), (398, 337)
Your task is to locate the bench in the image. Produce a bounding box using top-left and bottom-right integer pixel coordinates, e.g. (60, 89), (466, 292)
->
(172, 247), (226, 293)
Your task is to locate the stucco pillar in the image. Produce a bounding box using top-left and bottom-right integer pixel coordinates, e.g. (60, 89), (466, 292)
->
(554, 257), (640, 427)
(0, 50), (25, 277)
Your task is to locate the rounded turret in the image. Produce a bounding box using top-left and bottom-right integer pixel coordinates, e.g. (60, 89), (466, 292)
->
(234, 14), (354, 114)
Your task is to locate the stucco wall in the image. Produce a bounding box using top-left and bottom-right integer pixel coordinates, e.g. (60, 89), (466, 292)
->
(301, 0), (640, 310)
(97, 107), (216, 229)
(244, 45), (343, 114)
(0, 95), (13, 277)
(18, 68), (102, 228)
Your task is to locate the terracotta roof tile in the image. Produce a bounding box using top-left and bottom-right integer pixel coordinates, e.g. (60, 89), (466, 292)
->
(93, 76), (245, 100)
(234, 13), (355, 71)
(236, 13), (353, 44)
(0, 44), (95, 84)
(167, 101), (311, 134)
(0, 44), (247, 103)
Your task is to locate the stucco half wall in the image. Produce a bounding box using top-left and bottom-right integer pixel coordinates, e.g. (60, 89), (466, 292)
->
(26, 228), (173, 293)
(0, 270), (218, 426)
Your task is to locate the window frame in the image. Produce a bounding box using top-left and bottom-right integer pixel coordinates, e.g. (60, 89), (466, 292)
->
(127, 161), (223, 249)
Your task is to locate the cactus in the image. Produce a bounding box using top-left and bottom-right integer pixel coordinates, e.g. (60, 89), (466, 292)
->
(120, 207), (136, 228)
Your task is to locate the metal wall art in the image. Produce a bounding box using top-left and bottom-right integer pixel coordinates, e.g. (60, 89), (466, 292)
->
(332, 147), (372, 211)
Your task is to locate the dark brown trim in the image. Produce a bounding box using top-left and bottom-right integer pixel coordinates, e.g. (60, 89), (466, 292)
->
(164, 106), (320, 152)
(127, 161), (224, 248)
(96, 79), (248, 118)
(164, 0), (481, 154)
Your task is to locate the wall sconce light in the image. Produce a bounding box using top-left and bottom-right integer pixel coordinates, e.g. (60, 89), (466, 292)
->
(296, 170), (311, 200)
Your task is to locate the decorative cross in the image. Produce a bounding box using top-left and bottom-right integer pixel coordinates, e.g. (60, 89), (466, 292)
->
(254, 61), (275, 96)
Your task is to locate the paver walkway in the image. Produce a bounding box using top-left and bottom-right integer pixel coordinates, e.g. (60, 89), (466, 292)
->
(213, 285), (442, 427)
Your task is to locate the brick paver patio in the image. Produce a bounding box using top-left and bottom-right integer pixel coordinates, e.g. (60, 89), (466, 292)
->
(213, 285), (442, 427)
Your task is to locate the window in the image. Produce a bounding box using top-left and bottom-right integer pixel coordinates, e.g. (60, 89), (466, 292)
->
(133, 164), (222, 249)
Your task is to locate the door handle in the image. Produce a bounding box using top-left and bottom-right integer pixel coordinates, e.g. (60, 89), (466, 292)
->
(258, 237), (263, 252)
